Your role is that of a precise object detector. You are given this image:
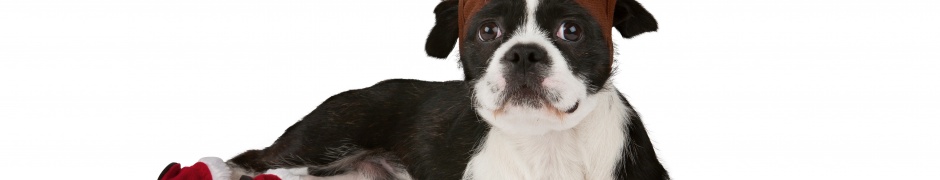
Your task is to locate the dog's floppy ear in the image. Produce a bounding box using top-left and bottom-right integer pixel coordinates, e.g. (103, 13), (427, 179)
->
(613, 0), (658, 38)
(425, 0), (460, 59)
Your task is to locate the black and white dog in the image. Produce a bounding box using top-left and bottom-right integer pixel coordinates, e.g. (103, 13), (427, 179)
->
(228, 0), (667, 179)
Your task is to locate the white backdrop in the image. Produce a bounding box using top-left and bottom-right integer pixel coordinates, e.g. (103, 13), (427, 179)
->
(1, 0), (938, 179)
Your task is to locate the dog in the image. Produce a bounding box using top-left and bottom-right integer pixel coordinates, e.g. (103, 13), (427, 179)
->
(227, 0), (667, 179)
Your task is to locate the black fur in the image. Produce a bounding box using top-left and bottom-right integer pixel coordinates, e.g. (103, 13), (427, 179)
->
(616, 94), (670, 180)
(458, 0), (528, 81)
(536, 0), (616, 94)
(230, 80), (489, 179)
(614, 0), (659, 38)
(425, 0), (460, 59)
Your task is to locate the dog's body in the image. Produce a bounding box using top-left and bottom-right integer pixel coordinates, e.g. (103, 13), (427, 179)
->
(228, 0), (667, 179)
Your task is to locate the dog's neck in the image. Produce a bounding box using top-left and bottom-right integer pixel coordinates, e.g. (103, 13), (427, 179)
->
(463, 87), (628, 180)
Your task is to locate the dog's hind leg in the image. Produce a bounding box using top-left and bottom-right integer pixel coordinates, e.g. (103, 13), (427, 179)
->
(226, 121), (383, 178)
(228, 140), (407, 180)
(228, 135), (409, 180)
(227, 81), (420, 179)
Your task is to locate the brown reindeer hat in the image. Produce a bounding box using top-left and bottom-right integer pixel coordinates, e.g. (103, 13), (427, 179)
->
(458, 0), (618, 45)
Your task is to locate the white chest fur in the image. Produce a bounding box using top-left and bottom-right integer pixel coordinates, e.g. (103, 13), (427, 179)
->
(462, 89), (629, 180)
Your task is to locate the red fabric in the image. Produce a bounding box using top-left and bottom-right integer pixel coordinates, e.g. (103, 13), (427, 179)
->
(159, 163), (180, 180)
(160, 163), (182, 180)
(158, 161), (283, 180)
(252, 174), (282, 180)
(159, 162), (212, 180)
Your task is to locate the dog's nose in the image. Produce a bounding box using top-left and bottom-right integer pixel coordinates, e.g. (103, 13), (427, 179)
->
(503, 44), (548, 68)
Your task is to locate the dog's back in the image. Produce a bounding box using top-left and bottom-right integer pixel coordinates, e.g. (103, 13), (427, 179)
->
(229, 80), (489, 179)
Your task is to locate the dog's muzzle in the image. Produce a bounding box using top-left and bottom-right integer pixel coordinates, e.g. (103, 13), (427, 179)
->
(499, 44), (553, 108)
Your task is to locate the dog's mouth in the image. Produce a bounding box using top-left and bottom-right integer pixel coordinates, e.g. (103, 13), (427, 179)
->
(502, 83), (544, 106)
(494, 83), (580, 117)
(493, 99), (580, 119)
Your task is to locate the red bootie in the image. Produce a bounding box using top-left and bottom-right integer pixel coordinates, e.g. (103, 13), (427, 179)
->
(158, 157), (283, 180)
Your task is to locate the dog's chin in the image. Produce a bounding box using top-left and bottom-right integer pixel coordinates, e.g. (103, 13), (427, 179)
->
(475, 94), (598, 136)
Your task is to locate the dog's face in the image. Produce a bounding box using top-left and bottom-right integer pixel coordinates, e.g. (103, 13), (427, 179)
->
(426, 0), (657, 135)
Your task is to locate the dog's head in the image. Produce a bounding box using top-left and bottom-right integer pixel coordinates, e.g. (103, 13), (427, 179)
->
(426, 0), (657, 135)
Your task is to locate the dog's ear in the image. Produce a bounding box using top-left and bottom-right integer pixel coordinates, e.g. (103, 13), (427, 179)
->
(613, 0), (658, 38)
(425, 0), (460, 59)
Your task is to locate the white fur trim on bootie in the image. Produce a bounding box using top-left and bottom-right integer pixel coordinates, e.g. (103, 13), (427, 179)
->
(263, 168), (306, 180)
(198, 157), (232, 180)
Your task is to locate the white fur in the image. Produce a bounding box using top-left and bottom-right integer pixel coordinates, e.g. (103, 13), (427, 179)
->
(258, 167), (362, 180)
(463, 88), (629, 180)
(299, 170), (412, 180)
(264, 168), (305, 180)
(198, 157), (232, 180)
(263, 161), (414, 180)
(473, 0), (595, 135)
(466, 1), (627, 179)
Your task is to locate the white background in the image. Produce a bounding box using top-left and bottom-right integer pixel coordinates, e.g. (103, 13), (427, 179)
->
(1, 0), (938, 179)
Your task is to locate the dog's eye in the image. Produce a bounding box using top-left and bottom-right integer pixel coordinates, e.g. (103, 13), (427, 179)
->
(556, 22), (582, 41)
(478, 22), (502, 42)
